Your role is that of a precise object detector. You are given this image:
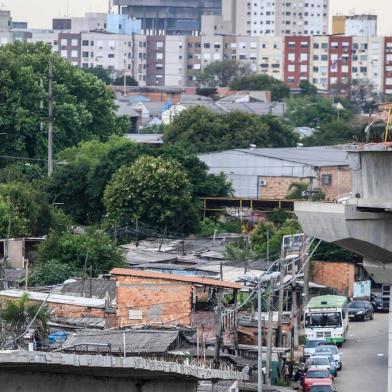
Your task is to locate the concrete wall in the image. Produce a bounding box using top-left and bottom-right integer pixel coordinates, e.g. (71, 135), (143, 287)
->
(0, 370), (197, 392)
(312, 260), (355, 297)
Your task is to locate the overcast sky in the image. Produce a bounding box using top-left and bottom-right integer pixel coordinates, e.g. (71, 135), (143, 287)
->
(3, 0), (392, 35)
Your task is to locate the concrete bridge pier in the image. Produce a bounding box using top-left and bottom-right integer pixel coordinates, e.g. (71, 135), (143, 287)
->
(294, 144), (392, 391)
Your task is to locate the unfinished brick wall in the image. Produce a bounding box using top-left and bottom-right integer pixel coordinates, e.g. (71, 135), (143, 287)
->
(115, 275), (193, 328)
(258, 166), (352, 202)
(259, 176), (309, 199)
(316, 167), (352, 201)
(312, 261), (355, 297)
(0, 296), (106, 319)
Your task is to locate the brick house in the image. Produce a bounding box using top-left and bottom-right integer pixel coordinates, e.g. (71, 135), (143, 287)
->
(199, 146), (352, 201)
(311, 261), (355, 297)
(110, 268), (241, 328)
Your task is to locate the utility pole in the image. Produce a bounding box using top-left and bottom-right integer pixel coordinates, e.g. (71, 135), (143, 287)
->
(1, 196), (12, 289)
(266, 284), (274, 385)
(276, 248), (286, 347)
(213, 290), (223, 369)
(24, 259), (29, 290)
(302, 236), (310, 308)
(257, 282), (264, 392)
(48, 59), (54, 177)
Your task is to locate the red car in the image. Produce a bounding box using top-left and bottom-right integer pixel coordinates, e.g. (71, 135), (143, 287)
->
(310, 384), (334, 392)
(302, 368), (333, 392)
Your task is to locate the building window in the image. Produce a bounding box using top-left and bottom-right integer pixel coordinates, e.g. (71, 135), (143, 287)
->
(82, 40), (89, 46)
(321, 174), (332, 186)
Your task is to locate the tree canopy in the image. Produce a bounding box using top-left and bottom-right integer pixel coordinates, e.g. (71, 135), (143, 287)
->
(0, 42), (128, 163)
(0, 182), (53, 238)
(193, 60), (252, 88)
(104, 156), (198, 233)
(35, 228), (125, 279)
(229, 74), (290, 101)
(164, 106), (297, 153)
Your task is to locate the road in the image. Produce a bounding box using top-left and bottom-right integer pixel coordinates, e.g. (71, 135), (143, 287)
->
(334, 312), (388, 392)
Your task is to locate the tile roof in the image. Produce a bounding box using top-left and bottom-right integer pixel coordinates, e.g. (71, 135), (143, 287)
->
(110, 268), (241, 289)
(61, 329), (180, 354)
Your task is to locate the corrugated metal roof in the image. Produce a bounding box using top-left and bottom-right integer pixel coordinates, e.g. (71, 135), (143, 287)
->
(59, 279), (115, 299)
(0, 290), (105, 308)
(110, 268), (241, 289)
(50, 317), (106, 329)
(61, 329), (180, 354)
(125, 134), (164, 144)
(234, 146), (349, 167)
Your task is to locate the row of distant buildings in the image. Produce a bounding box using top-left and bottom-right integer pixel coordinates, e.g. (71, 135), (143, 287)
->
(113, 0), (377, 38)
(0, 9), (390, 94)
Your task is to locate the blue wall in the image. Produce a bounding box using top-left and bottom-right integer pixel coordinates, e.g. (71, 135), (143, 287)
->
(106, 14), (142, 34)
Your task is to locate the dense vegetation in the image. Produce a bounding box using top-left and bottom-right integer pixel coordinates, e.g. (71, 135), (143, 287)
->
(0, 44), (365, 286)
(163, 106), (298, 153)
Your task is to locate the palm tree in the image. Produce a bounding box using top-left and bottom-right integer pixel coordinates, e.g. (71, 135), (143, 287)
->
(0, 293), (49, 348)
(286, 182), (309, 200)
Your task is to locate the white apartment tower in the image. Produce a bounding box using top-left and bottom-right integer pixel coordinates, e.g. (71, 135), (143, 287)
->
(222, 0), (329, 36)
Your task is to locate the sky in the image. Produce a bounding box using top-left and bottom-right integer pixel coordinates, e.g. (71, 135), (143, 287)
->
(2, 0), (392, 35)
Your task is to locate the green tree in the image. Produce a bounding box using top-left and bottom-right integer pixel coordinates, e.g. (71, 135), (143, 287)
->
(251, 219), (301, 259)
(112, 75), (138, 86)
(0, 293), (49, 347)
(304, 120), (364, 146)
(36, 228), (125, 280)
(299, 80), (318, 95)
(104, 156), (198, 233)
(0, 42), (128, 163)
(230, 74), (290, 101)
(29, 260), (76, 286)
(286, 182), (309, 200)
(193, 60), (252, 88)
(164, 106), (297, 153)
(0, 182), (52, 237)
(285, 95), (352, 129)
(83, 66), (113, 84)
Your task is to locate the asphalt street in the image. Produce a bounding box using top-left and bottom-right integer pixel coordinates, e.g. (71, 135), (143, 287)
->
(334, 312), (388, 392)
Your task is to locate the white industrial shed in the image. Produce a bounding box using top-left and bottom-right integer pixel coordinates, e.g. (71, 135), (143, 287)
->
(198, 146), (350, 198)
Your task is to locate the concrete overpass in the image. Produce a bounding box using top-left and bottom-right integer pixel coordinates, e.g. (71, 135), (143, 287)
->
(294, 143), (392, 390)
(0, 351), (245, 392)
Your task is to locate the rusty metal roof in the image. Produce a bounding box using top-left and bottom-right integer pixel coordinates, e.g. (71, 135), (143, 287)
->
(110, 268), (241, 289)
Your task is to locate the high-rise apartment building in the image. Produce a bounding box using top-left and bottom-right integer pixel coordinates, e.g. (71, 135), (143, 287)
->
(218, 0), (329, 36)
(113, 0), (221, 35)
(333, 14), (377, 37)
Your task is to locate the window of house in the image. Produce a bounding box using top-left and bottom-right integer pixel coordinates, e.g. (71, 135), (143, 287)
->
(321, 174), (332, 186)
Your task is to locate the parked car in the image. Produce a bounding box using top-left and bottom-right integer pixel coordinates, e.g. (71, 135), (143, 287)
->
(302, 368), (333, 392)
(314, 345), (342, 370)
(304, 339), (328, 358)
(305, 353), (338, 377)
(311, 353), (338, 377)
(309, 384), (335, 392)
(371, 292), (384, 312)
(305, 356), (334, 376)
(348, 300), (374, 321)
